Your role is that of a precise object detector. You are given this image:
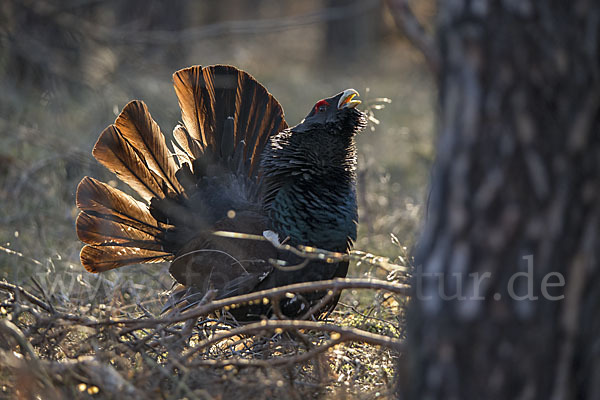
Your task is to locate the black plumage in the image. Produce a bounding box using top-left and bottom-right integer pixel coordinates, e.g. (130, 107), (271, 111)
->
(76, 65), (366, 319)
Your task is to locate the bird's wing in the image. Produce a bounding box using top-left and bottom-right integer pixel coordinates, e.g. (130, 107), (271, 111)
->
(168, 210), (276, 289)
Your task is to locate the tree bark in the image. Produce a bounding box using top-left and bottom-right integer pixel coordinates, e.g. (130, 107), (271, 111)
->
(402, 1), (600, 399)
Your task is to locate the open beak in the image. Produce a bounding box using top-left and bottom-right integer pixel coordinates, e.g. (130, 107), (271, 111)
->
(338, 89), (361, 109)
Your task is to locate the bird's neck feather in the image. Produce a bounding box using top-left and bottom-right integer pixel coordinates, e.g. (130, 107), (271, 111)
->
(261, 128), (358, 251)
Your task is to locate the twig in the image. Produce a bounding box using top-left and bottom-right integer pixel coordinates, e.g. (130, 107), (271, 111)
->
(85, 278), (409, 329)
(183, 319), (404, 359)
(25, 0), (381, 46)
(30, 277), (55, 314)
(188, 338), (344, 369)
(338, 302), (402, 334)
(299, 290), (337, 320)
(0, 281), (53, 313)
(211, 230), (411, 272)
(386, 0), (440, 76)
(0, 320), (38, 359)
(0, 281), (96, 323)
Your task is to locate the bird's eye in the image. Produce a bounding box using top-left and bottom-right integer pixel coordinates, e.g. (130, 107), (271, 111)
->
(314, 99), (329, 113)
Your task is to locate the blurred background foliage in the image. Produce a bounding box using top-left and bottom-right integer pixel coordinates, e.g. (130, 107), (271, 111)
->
(0, 0), (434, 292)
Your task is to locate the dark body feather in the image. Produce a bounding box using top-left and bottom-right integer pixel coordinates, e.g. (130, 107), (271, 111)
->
(76, 65), (366, 320)
(262, 108), (364, 252)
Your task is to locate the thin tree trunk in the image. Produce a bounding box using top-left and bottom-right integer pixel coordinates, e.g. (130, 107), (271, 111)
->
(402, 1), (600, 399)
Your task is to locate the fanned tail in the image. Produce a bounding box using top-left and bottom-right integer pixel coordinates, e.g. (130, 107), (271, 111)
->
(76, 65), (287, 275)
(152, 65), (288, 245)
(92, 101), (183, 201)
(76, 177), (172, 272)
(172, 65), (287, 177)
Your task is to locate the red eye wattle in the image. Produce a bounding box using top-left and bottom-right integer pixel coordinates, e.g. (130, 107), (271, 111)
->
(314, 99), (329, 113)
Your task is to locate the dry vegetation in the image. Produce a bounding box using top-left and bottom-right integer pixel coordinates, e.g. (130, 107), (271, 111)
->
(0, 1), (434, 398)
(0, 258), (410, 399)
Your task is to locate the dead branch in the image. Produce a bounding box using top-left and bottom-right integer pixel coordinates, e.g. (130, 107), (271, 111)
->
(211, 230), (411, 273)
(0, 281), (53, 313)
(183, 319), (404, 359)
(88, 278), (409, 329)
(188, 338), (344, 369)
(386, 0), (440, 76)
(0, 320), (37, 359)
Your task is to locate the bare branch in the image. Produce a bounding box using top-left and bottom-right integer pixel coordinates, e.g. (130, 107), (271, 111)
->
(89, 278), (409, 329)
(0, 320), (38, 359)
(386, 0), (440, 76)
(188, 339), (343, 368)
(183, 319), (404, 360)
(212, 230), (411, 273)
(0, 281), (53, 313)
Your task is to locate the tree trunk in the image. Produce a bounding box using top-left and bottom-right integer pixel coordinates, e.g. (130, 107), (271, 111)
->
(402, 1), (600, 399)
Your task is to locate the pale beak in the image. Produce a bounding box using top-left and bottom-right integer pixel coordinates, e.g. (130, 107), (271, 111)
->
(338, 89), (361, 109)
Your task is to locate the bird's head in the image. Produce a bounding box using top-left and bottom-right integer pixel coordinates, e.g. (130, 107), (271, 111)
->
(294, 89), (366, 135)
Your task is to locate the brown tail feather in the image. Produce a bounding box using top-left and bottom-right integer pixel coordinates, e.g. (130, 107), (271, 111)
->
(172, 65), (288, 177)
(76, 213), (164, 250)
(92, 125), (166, 201)
(76, 177), (172, 272)
(172, 124), (202, 161)
(80, 245), (170, 273)
(171, 139), (192, 168)
(113, 101), (184, 195)
(76, 177), (164, 235)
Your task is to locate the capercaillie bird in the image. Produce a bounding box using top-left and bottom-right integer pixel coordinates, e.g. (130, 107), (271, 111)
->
(76, 65), (366, 319)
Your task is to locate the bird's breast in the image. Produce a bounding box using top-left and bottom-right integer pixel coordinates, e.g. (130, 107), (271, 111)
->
(269, 183), (357, 252)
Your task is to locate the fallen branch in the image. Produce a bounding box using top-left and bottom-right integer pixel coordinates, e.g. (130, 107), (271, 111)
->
(386, 0), (440, 76)
(87, 278), (410, 329)
(183, 319), (404, 360)
(0, 281), (53, 313)
(188, 338), (343, 368)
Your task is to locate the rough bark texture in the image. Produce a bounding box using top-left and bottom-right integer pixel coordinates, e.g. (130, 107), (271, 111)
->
(403, 1), (600, 399)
